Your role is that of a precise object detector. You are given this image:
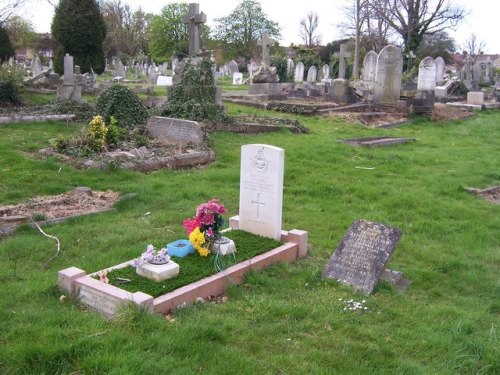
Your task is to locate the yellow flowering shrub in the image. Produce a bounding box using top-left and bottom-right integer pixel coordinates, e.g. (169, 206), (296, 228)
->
(88, 115), (108, 151)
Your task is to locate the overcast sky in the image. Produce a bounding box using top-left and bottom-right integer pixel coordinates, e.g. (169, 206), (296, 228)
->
(16, 0), (500, 53)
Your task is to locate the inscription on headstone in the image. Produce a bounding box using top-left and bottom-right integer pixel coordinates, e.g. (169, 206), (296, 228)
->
(323, 220), (402, 294)
(146, 116), (204, 145)
(78, 284), (122, 317)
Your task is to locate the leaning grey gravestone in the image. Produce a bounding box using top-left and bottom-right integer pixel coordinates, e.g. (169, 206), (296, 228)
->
(294, 62), (304, 82)
(239, 144), (284, 241)
(182, 3), (206, 56)
(323, 220), (402, 294)
(257, 30), (275, 67)
(146, 116), (204, 145)
(306, 65), (317, 83)
(435, 56), (445, 84)
(334, 44), (352, 79)
(373, 45), (403, 106)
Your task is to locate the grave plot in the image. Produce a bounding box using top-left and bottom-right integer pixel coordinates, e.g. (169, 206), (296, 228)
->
(58, 143), (308, 318)
(0, 187), (123, 236)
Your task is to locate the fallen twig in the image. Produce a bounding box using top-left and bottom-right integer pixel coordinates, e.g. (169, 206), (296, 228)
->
(31, 220), (61, 269)
(355, 166), (375, 170)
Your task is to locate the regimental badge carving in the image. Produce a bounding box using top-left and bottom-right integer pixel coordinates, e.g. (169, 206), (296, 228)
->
(253, 148), (268, 173)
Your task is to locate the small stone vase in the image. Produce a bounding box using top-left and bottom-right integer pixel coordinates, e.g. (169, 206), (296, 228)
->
(210, 236), (236, 256)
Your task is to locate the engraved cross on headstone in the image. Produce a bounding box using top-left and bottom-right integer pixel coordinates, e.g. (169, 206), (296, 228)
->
(257, 31), (275, 67)
(182, 3), (207, 56)
(334, 44), (352, 79)
(251, 193), (266, 219)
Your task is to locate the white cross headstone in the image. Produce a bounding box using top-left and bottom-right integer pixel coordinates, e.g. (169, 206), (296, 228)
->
(239, 144), (284, 241)
(334, 44), (352, 79)
(257, 30), (275, 67)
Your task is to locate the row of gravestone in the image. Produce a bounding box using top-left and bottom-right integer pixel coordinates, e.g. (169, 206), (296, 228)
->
(110, 58), (180, 80)
(461, 56), (495, 89)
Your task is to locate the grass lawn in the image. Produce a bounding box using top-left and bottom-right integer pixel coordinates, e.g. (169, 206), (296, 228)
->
(0, 104), (498, 374)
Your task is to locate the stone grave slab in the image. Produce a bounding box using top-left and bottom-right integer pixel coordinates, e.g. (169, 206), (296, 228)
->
(156, 75), (173, 86)
(238, 144), (284, 240)
(146, 116), (204, 145)
(339, 136), (415, 147)
(323, 220), (402, 294)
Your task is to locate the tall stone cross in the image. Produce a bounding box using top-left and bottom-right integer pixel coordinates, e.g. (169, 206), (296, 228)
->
(182, 3), (207, 56)
(334, 44), (352, 79)
(257, 31), (275, 67)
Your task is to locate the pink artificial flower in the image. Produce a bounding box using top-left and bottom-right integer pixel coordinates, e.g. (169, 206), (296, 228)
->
(183, 218), (200, 235)
(205, 228), (215, 238)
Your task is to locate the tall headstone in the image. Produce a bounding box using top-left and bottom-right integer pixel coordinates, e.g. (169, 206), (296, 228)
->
(321, 64), (330, 81)
(373, 45), (403, 106)
(239, 144), (284, 241)
(227, 60), (239, 75)
(287, 58), (295, 77)
(334, 44), (352, 79)
(414, 56), (437, 113)
(306, 65), (317, 83)
(182, 3), (206, 56)
(463, 54), (474, 89)
(294, 62), (304, 83)
(172, 58), (179, 75)
(48, 58), (53, 70)
(257, 31), (275, 67)
(362, 51), (378, 88)
(417, 57), (437, 91)
(32, 55), (43, 76)
(63, 53), (74, 85)
(435, 56), (445, 84)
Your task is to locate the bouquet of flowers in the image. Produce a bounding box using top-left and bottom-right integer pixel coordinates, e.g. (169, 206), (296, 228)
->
(183, 199), (227, 256)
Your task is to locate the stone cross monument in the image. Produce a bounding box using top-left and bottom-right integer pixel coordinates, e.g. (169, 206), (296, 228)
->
(334, 44), (352, 79)
(182, 3), (207, 56)
(257, 31), (275, 67)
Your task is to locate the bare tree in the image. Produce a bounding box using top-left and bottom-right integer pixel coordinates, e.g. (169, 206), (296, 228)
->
(463, 33), (486, 58)
(0, 0), (29, 23)
(373, 0), (466, 58)
(299, 11), (321, 47)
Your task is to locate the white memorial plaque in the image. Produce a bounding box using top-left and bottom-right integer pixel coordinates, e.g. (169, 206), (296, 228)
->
(78, 284), (123, 317)
(239, 144), (284, 240)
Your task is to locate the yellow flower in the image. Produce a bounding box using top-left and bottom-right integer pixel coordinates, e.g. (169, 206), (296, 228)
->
(189, 227), (210, 256)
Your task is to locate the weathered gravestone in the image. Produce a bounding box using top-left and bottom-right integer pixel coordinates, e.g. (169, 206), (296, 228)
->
(287, 58), (295, 77)
(146, 116), (204, 145)
(362, 51), (378, 91)
(306, 65), (317, 83)
(414, 56), (437, 113)
(323, 220), (402, 294)
(57, 53), (81, 101)
(227, 60), (239, 75)
(257, 30), (275, 67)
(238, 144), (284, 241)
(334, 44), (352, 79)
(321, 64), (330, 81)
(114, 60), (126, 79)
(435, 56), (445, 84)
(32, 55), (43, 76)
(294, 62), (304, 82)
(373, 45), (403, 106)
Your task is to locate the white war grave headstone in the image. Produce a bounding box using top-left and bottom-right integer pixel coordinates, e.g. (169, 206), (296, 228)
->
(239, 144), (284, 241)
(294, 62), (304, 82)
(373, 45), (403, 106)
(323, 220), (403, 294)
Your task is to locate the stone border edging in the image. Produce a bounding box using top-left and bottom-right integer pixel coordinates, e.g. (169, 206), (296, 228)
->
(0, 114), (76, 124)
(58, 218), (308, 318)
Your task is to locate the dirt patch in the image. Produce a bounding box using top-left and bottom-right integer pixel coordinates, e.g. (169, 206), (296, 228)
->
(0, 188), (121, 222)
(467, 186), (500, 205)
(428, 103), (474, 122)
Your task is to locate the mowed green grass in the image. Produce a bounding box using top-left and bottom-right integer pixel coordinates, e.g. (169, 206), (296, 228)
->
(0, 106), (498, 374)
